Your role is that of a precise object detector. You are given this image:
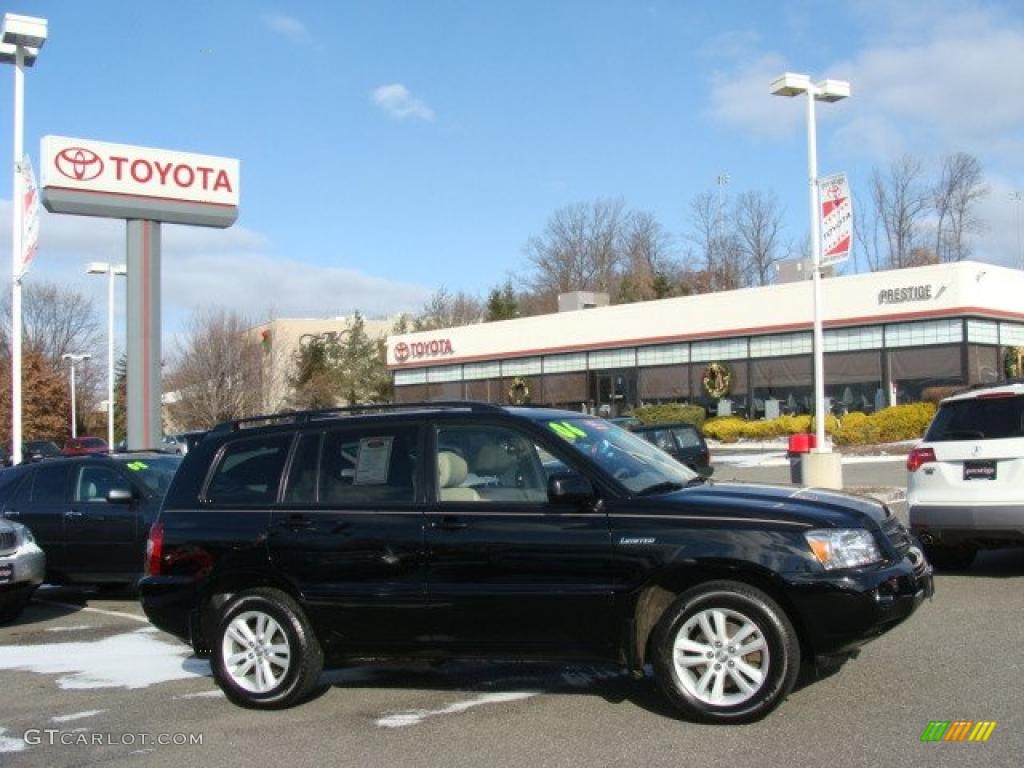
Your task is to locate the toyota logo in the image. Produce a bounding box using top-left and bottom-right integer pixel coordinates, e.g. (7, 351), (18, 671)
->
(394, 342), (410, 362)
(54, 147), (104, 181)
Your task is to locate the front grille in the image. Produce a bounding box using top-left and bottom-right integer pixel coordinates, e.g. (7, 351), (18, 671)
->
(0, 530), (16, 553)
(882, 516), (912, 556)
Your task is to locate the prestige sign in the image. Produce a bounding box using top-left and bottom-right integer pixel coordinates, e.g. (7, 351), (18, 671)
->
(41, 136), (239, 228)
(878, 285), (933, 305)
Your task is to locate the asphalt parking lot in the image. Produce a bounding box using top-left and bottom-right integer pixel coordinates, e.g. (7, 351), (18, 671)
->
(1, 459), (1021, 768)
(0, 552), (1021, 768)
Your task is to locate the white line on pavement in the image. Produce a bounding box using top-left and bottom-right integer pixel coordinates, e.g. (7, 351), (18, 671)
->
(32, 599), (149, 624)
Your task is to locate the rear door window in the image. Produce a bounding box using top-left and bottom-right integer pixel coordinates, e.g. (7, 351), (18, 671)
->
(672, 427), (703, 449)
(926, 395), (1024, 441)
(318, 427), (419, 505)
(33, 464), (70, 504)
(205, 434), (294, 505)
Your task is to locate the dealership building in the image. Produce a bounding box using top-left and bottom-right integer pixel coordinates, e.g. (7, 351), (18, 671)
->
(386, 261), (1024, 417)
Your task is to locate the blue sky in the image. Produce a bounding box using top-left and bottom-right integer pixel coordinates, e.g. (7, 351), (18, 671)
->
(2, 0), (1023, 347)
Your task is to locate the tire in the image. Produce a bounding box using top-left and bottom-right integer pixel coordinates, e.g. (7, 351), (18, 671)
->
(0, 592), (30, 624)
(924, 544), (976, 571)
(212, 588), (323, 709)
(651, 581), (800, 724)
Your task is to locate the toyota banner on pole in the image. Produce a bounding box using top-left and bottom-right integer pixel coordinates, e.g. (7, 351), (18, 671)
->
(18, 155), (40, 279)
(818, 172), (852, 267)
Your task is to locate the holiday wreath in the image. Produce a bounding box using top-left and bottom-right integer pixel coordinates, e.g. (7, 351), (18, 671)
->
(702, 362), (732, 399)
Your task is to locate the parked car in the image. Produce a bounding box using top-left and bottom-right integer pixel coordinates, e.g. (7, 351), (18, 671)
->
(628, 421), (713, 477)
(62, 436), (109, 456)
(140, 402), (930, 722)
(0, 452), (182, 587)
(160, 431), (208, 456)
(908, 382), (1024, 570)
(22, 440), (61, 462)
(0, 515), (45, 623)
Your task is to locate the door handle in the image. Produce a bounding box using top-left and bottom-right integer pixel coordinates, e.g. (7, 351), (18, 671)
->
(64, 510), (83, 518)
(429, 517), (467, 531)
(4, 510), (19, 518)
(278, 516), (315, 530)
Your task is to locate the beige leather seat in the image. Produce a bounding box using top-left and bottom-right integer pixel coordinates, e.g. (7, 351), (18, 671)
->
(437, 451), (480, 501)
(473, 443), (545, 502)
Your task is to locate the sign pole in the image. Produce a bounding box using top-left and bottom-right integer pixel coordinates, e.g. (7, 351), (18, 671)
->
(125, 220), (161, 450)
(806, 87), (827, 452)
(10, 45), (23, 466)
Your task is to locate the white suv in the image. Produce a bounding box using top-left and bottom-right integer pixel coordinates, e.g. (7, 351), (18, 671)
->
(908, 382), (1024, 569)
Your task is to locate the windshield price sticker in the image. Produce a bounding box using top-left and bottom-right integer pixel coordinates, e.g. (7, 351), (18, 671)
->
(548, 421), (588, 441)
(126, 461), (149, 471)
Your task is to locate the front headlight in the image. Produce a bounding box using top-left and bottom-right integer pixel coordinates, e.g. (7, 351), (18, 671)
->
(805, 529), (882, 570)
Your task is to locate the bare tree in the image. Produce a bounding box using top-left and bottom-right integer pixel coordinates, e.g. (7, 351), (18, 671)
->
(619, 210), (676, 301)
(933, 152), (987, 262)
(871, 155), (930, 269)
(0, 281), (104, 420)
(413, 287), (485, 331)
(164, 308), (266, 430)
(733, 190), (785, 286)
(525, 199), (627, 298)
(686, 191), (743, 291)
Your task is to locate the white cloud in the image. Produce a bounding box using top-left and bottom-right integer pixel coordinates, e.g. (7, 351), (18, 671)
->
(0, 199), (432, 333)
(261, 13), (309, 44)
(708, 8), (1024, 153)
(371, 84), (436, 122)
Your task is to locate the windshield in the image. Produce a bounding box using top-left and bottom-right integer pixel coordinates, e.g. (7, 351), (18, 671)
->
(115, 455), (183, 496)
(543, 417), (697, 493)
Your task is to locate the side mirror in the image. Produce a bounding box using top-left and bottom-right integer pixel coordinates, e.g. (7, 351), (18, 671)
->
(107, 487), (134, 504)
(547, 473), (594, 505)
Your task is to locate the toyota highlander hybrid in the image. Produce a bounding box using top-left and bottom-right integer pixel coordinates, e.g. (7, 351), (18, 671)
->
(140, 402), (932, 723)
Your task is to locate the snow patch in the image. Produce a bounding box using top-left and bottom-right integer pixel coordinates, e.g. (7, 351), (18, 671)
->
(45, 625), (94, 633)
(377, 691), (539, 728)
(172, 690), (224, 700)
(51, 710), (105, 723)
(0, 728), (26, 753)
(0, 631), (210, 689)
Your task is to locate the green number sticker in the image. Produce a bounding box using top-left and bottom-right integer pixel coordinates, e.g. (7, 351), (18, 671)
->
(126, 461), (149, 471)
(547, 421), (588, 441)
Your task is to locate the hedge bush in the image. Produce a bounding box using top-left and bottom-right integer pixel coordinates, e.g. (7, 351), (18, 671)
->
(629, 403), (706, 429)
(703, 402), (935, 445)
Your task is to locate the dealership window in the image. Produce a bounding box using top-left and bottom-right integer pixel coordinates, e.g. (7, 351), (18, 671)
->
(824, 325), (883, 352)
(637, 343), (688, 366)
(749, 333), (812, 358)
(463, 361), (501, 380)
(1000, 322), (1024, 346)
(885, 319), (962, 348)
(691, 338), (748, 362)
(966, 319), (998, 345)
(543, 353), (587, 373)
(588, 348), (637, 369)
(502, 357), (542, 377)
(426, 365), (463, 383)
(394, 369), (427, 386)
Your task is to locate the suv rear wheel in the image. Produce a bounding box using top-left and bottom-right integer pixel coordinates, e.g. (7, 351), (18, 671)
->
(651, 581), (800, 724)
(212, 588), (323, 709)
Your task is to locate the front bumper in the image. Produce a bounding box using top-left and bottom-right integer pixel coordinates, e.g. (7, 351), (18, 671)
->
(783, 556), (934, 656)
(0, 540), (46, 589)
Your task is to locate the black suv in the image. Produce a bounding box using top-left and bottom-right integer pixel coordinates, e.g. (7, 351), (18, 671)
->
(140, 403), (932, 723)
(0, 452), (182, 586)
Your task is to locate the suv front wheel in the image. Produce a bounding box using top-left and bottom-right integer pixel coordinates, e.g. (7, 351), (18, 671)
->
(651, 581), (800, 724)
(212, 588), (323, 709)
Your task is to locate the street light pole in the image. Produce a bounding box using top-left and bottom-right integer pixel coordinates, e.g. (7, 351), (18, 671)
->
(771, 72), (849, 488)
(1, 14), (47, 466)
(61, 353), (91, 439)
(88, 262), (127, 449)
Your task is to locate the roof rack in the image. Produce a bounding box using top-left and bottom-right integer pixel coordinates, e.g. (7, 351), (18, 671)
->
(965, 378), (1024, 392)
(211, 400), (508, 433)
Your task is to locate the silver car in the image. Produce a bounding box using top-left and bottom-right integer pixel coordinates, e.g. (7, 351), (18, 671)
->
(0, 517), (45, 622)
